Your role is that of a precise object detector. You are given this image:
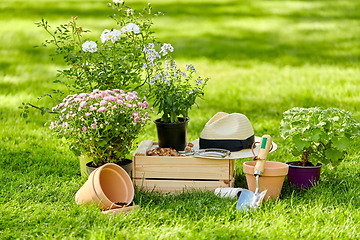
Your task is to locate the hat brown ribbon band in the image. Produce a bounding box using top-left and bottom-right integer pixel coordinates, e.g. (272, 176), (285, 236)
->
(199, 135), (255, 152)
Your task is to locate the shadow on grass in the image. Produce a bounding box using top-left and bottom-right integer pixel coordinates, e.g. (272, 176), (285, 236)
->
(2, 0), (360, 68)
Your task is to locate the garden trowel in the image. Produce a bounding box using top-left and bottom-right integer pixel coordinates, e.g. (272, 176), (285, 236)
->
(236, 135), (272, 213)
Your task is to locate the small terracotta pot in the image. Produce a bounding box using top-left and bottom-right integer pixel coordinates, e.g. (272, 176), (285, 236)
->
(75, 163), (134, 210)
(243, 161), (289, 201)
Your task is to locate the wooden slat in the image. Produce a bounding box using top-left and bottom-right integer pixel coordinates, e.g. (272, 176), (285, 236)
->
(134, 179), (230, 193)
(134, 155), (231, 180)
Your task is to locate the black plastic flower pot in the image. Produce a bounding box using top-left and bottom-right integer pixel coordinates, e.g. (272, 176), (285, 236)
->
(86, 159), (133, 178)
(154, 117), (189, 151)
(286, 161), (322, 190)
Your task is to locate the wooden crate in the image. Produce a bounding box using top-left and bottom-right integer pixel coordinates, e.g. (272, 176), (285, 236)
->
(132, 140), (235, 193)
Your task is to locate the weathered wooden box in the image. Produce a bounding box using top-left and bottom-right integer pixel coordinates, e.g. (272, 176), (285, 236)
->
(132, 140), (235, 193)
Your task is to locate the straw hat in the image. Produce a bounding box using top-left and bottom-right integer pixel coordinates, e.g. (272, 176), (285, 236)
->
(200, 112), (255, 150)
(191, 112), (277, 159)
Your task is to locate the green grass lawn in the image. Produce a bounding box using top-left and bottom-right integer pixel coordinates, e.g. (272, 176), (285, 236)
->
(1, 0), (360, 239)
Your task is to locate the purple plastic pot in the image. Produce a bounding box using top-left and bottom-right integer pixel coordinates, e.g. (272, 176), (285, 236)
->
(286, 161), (322, 190)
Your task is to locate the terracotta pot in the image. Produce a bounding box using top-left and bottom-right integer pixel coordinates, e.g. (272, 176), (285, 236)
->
(286, 161), (322, 190)
(154, 117), (189, 151)
(75, 163), (134, 210)
(243, 161), (289, 201)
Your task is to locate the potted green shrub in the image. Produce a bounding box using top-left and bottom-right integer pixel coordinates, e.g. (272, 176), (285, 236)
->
(144, 45), (209, 151)
(279, 107), (360, 189)
(48, 89), (151, 176)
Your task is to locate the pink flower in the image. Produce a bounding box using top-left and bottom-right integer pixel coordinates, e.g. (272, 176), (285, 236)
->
(100, 100), (107, 105)
(85, 112), (92, 116)
(134, 116), (140, 122)
(78, 93), (87, 98)
(133, 112), (139, 117)
(91, 124), (97, 129)
(105, 121), (109, 124)
(143, 101), (149, 108)
(80, 101), (87, 108)
(126, 104), (132, 108)
(98, 107), (106, 112)
(82, 126), (87, 131)
(92, 89), (100, 93)
(61, 108), (67, 113)
(137, 102), (143, 107)
(145, 112), (148, 117)
(117, 100), (123, 105)
(100, 91), (107, 97)
(66, 114), (70, 119)
(58, 103), (65, 109)
(89, 106), (96, 111)
(142, 118), (146, 123)
(113, 89), (120, 92)
(109, 96), (116, 102)
(133, 104), (137, 108)
(62, 122), (68, 127)
(120, 90), (125, 94)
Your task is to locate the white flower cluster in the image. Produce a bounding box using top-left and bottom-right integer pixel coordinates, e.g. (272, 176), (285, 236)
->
(82, 23), (140, 52)
(82, 41), (98, 53)
(100, 29), (122, 43)
(121, 23), (140, 34)
(112, 0), (124, 4)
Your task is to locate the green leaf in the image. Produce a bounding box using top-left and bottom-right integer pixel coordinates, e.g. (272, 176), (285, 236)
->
(292, 134), (310, 151)
(332, 137), (350, 152)
(309, 128), (322, 142)
(325, 148), (344, 165)
(170, 112), (176, 123)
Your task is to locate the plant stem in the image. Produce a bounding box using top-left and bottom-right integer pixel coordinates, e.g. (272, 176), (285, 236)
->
(301, 150), (312, 166)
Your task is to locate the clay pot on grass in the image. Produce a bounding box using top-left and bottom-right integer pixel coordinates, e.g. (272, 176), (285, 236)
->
(75, 163), (134, 210)
(243, 161), (289, 201)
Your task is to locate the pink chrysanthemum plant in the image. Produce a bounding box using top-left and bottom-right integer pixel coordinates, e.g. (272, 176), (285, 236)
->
(49, 89), (152, 167)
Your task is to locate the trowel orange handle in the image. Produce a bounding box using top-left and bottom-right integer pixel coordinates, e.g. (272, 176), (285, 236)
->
(254, 135), (272, 176)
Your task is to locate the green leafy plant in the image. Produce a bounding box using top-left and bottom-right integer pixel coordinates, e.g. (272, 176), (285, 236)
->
(48, 89), (151, 166)
(38, 2), (159, 93)
(280, 107), (360, 167)
(143, 43), (209, 123)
